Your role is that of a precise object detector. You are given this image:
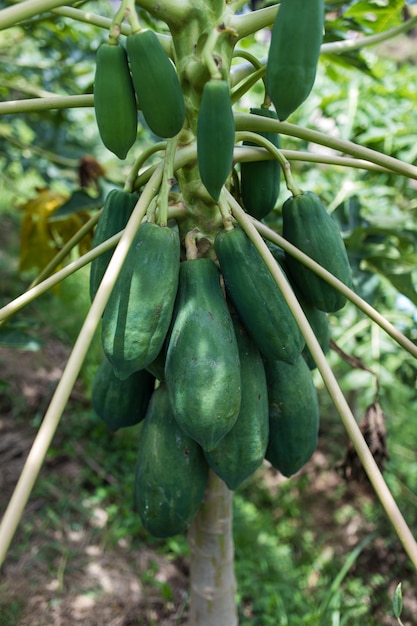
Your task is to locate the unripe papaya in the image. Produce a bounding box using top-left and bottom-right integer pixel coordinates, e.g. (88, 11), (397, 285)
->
(282, 191), (352, 312)
(267, 241), (330, 369)
(165, 258), (241, 451)
(240, 108), (281, 220)
(89, 189), (139, 302)
(214, 225), (304, 364)
(264, 354), (320, 477)
(134, 384), (209, 537)
(94, 42), (138, 159)
(204, 315), (269, 490)
(91, 357), (154, 431)
(126, 29), (185, 138)
(102, 222), (180, 380)
(266, 0), (325, 120)
(197, 79), (235, 201)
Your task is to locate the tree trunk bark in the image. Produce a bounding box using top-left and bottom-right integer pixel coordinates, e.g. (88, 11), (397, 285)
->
(187, 470), (238, 626)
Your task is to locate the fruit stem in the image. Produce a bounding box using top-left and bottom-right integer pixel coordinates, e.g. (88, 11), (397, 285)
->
(235, 130), (303, 196)
(202, 28), (223, 80)
(157, 135), (179, 226)
(218, 190), (235, 231)
(124, 0), (141, 34)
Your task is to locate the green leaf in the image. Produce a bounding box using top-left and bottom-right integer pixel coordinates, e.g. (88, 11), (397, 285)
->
(51, 189), (104, 219)
(392, 582), (403, 619)
(0, 328), (43, 351)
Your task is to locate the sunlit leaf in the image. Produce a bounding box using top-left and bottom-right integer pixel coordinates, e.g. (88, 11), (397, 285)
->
(392, 582), (403, 619)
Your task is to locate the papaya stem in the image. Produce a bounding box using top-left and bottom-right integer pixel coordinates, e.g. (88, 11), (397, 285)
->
(157, 136), (179, 226)
(126, 141), (168, 192)
(230, 4), (277, 40)
(235, 114), (417, 181)
(235, 130), (302, 196)
(0, 163), (164, 568)
(202, 28), (223, 80)
(108, 0), (127, 43)
(0, 0), (79, 31)
(123, 0), (141, 34)
(184, 229), (200, 259)
(230, 66), (265, 104)
(188, 471), (237, 626)
(218, 190), (235, 231)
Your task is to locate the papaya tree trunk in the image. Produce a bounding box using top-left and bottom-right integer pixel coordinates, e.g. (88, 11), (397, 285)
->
(187, 470), (238, 625)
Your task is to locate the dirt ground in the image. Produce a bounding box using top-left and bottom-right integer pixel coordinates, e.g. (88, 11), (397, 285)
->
(1, 341), (417, 626)
(0, 344), (190, 626)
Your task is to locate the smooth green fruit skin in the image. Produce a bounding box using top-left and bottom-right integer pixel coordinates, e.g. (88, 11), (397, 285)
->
(267, 242), (330, 369)
(240, 108), (281, 221)
(134, 384), (209, 538)
(282, 191), (353, 312)
(91, 357), (154, 431)
(266, 0), (324, 120)
(197, 80), (235, 201)
(299, 298), (330, 370)
(214, 226), (304, 364)
(94, 43), (138, 159)
(101, 222), (180, 380)
(264, 354), (320, 477)
(126, 30), (185, 138)
(204, 315), (269, 490)
(165, 258), (241, 452)
(90, 189), (139, 302)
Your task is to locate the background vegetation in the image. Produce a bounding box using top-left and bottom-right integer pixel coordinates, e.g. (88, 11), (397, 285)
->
(1, 1), (416, 624)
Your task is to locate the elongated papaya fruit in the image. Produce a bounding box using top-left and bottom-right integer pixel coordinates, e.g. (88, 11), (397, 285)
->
(264, 354), (320, 477)
(165, 258), (241, 451)
(204, 315), (269, 490)
(240, 108), (281, 220)
(282, 191), (352, 312)
(267, 241), (330, 369)
(266, 0), (325, 120)
(214, 225), (304, 364)
(91, 357), (154, 431)
(94, 42), (138, 159)
(126, 29), (185, 138)
(134, 384), (209, 537)
(102, 222), (180, 380)
(197, 79), (235, 201)
(90, 189), (139, 302)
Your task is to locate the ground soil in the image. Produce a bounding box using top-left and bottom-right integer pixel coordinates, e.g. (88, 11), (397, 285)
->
(1, 340), (416, 625)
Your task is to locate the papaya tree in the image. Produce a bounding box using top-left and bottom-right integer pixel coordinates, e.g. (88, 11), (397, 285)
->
(1, 0), (417, 623)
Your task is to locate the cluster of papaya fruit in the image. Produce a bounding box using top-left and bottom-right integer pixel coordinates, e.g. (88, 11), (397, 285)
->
(89, 175), (352, 538)
(87, 0), (351, 538)
(94, 29), (185, 158)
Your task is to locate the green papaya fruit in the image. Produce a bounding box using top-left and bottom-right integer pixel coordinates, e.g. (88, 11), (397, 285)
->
(94, 42), (138, 159)
(90, 189), (139, 302)
(267, 241), (330, 369)
(91, 357), (155, 431)
(126, 29), (185, 138)
(266, 0), (325, 120)
(102, 221), (180, 380)
(264, 354), (320, 477)
(240, 107), (281, 220)
(214, 225), (304, 364)
(204, 315), (269, 490)
(165, 258), (241, 451)
(134, 384), (209, 537)
(282, 191), (353, 312)
(197, 79), (235, 201)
